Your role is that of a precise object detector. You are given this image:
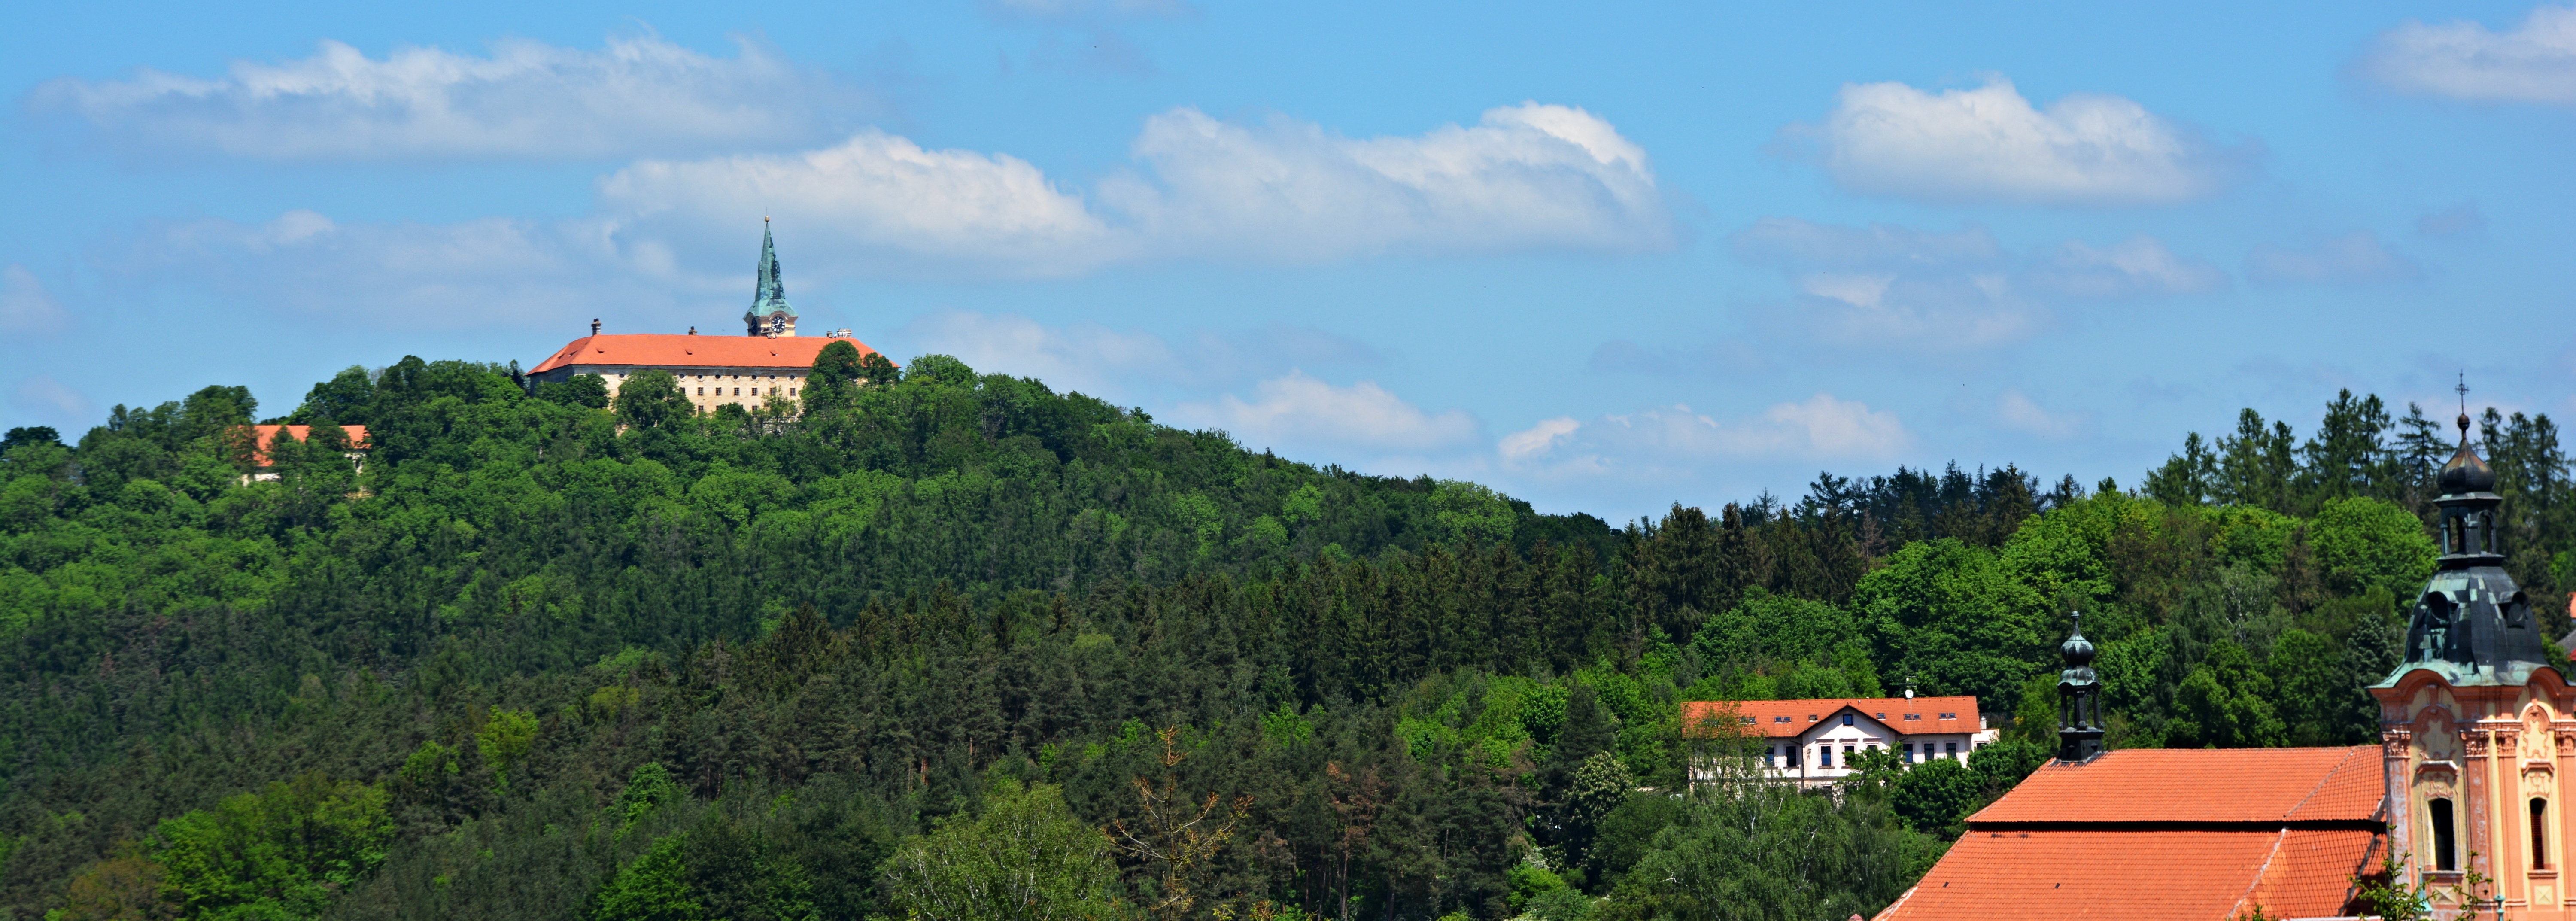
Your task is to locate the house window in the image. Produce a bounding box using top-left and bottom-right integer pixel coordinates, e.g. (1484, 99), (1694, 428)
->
(1818, 747), (1831, 767)
(1841, 714), (1854, 727)
(1903, 743), (1915, 763)
(2536, 798), (2552, 870)
(696, 387), (704, 395)
(2432, 798), (2458, 871)
(1843, 745), (1855, 764)
(1945, 742), (1959, 759)
(1904, 714), (1920, 721)
(1774, 716), (1791, 723)
(1939, 712), (1958, 720)
(1764, 746), (1776, 767)
(1786, 745), (1800, 768)
(1739, 716), (1755, 725)
(733, 388), (741, 395)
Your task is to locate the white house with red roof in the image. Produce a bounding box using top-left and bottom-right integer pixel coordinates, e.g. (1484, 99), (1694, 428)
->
(1683, 695), (1996, 790)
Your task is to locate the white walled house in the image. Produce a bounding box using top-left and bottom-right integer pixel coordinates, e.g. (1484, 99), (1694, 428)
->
(1682, 696), (1997, 790)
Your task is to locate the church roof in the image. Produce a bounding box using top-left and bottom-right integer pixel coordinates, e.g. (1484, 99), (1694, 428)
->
(1876, 746), (2384, 921)
(747, 219), (795, 318)
(1968, 746), (2383, 825)
(529, 334), (881, 375)
(1875, 827), (2381, 921)
(1680, 697), (1981, 739)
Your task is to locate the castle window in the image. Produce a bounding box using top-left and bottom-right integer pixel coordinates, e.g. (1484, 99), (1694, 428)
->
(2432, 797), (2458, 871)
(2535, 798), (2551, 870)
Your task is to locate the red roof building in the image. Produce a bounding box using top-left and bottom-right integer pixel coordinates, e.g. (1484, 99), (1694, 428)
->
(1682, 696), (1996, 789)
(237, 424), (370, 482)
(1874, 746), (2388, 920)
(526, 329), (884, 416)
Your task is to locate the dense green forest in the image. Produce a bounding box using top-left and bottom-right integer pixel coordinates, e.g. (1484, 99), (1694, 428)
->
(0, 347), (2568, 921)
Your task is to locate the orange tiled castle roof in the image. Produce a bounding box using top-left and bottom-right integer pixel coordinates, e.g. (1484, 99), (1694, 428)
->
(528, 334), (881, 375)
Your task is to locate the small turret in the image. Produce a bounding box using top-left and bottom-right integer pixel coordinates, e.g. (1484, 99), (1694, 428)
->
(2057, 611), (2104, 763)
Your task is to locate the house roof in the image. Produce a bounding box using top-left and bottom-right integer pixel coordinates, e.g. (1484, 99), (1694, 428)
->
(244, 425), (369, 467)
(529, 334), (881, 374)
(1680, 697), (1982, 739)
(1876, 745), (2387, 921)
(1968, 746), (2384, 825)
(1874, 827), (2380, 921)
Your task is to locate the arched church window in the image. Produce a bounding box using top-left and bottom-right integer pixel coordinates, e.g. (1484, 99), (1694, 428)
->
(2432, 797), (2458, 872)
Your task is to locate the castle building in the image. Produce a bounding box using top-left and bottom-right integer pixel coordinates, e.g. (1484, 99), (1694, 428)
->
(526, 223), (884, 413)
(2373, 411), (2571, 917)
(1683, 696), (1995, 790)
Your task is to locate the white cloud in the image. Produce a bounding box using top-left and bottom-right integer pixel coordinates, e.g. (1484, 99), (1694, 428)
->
(1501, 395), (1911, 481)
(1996, 389), (2086, 439)
(1728, 218), (2224, 351)
(2359, 5), (2576, 103)
(1173, 372), (1481, 454)
(27, 35), (870, 161)
(1100, 103), (1673, 261)
(1, 266), (73, 334)
(2246, 231), (2422, 286)
(599, 132), (1124, 278)
(1780, 76), (2247, 205)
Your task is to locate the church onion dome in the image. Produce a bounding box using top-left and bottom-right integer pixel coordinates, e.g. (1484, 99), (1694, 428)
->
(2438, 413), (2497, 494)
(2059, 614), (2096, 667)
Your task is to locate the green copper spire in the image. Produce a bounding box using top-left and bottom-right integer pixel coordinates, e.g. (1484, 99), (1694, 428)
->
(748, 218), (795, 319)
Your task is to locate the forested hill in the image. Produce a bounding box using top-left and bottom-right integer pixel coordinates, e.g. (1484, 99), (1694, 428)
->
(0, 352), (2568, 921)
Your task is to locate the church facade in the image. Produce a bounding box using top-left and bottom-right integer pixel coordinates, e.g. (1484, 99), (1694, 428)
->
(526, 222), (884, 414)
(2374, 412), (2573, 916)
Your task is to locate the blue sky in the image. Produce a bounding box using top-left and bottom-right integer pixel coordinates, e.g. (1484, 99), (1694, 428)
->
(4, 0), (2572, 520)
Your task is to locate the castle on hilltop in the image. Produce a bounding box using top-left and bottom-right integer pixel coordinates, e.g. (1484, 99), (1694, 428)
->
(526, 222), (884, 414)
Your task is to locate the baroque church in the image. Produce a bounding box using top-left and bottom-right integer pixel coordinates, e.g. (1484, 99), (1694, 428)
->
(526, 221), (887, 414)
(1880, 410), (2567, 920)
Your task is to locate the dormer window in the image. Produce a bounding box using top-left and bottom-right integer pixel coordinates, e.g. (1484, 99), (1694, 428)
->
(1939, 712), (1958, 720)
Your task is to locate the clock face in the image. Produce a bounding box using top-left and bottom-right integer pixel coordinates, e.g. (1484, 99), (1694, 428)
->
(770, 316), (785, 331)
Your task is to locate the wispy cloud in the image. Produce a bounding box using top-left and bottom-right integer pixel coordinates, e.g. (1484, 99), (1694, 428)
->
(1501, 395), (1912, 483)
(2245, 231), (2422, 286)
(2357, 4), (2576, 104)
(1777, 76), (2251, 206)
(896, 310), (1381, 401)
(26, 35), (875, 161)
(1727, 218), (2227, 352)
(0, 266), (73, 335)
(1173, 371), (1482, 455)
(1996, 389), (2087, 439)
(9, 376), (92, 426)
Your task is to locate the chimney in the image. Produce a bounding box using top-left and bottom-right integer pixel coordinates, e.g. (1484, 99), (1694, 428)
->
(591, 318), (601, 335)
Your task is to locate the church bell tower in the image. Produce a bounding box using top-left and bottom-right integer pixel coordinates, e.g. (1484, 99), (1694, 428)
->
(2375, 402), (2571, 914)
(745, 218), (798, 337)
